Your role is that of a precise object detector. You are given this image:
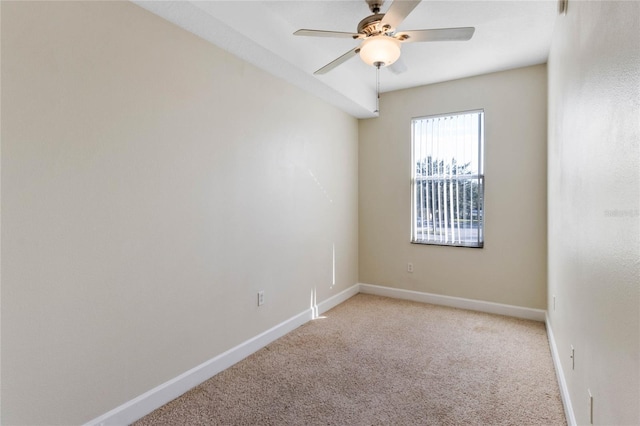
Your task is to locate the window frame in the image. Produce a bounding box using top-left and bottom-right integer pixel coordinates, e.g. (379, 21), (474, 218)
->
(410, 109), (485, 248)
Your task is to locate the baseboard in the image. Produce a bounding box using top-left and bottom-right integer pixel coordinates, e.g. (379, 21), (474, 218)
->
(316, 284), (360, 317)
(84, 308), (312, 426)
(358, 283), (546, 321)
(84, 284), (360, 426)
(84, 283), (546, 425)
(546, 313), (576, 426)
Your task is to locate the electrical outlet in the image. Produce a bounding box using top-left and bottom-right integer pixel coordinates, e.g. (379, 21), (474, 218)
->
(257, 290), (265, 306)
(407, 262), (414, 273)
(570, 345), (575, 370)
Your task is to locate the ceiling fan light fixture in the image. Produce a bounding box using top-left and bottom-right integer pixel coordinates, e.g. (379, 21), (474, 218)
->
(359, 35), (401, 67)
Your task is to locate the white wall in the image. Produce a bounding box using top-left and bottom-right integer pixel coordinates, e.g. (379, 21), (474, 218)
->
(359, 65), (548, 309)
(0, 2), (358, 424)
(547, 1), (640, 424)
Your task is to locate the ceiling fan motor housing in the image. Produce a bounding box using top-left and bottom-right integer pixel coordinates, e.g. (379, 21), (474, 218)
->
(357, 14), (389, 36)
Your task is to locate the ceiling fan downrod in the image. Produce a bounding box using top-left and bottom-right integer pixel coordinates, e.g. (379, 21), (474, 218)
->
(366, 0), (384, 14)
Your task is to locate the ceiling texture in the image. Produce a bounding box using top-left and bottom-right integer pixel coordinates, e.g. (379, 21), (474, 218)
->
(134, 0), (558, 118)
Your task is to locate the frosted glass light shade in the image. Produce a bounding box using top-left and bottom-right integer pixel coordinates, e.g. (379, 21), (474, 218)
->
(359, 35), (401, 67)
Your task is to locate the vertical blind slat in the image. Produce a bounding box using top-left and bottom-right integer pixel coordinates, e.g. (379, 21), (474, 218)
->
(411, 110), (484, 247)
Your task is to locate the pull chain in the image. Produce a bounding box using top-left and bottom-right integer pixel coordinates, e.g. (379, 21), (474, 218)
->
(374, 62), (381, 114)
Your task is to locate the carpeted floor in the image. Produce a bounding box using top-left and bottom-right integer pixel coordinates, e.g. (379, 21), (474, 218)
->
(133, 294), (566, 425)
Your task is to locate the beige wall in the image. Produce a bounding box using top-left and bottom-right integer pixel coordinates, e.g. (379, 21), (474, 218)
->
(359, 65), (548, 309)
(547, 1), (640, 424)
(0, 2), (358, 424)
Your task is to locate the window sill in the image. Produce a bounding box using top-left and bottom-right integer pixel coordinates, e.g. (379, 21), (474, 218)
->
(410, 241), (484, 249)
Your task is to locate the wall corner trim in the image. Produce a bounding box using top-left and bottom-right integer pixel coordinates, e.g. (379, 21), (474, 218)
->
(546, 313), (577, 426)
(358, 283), (546, 321)
(83, 284), (360, 426)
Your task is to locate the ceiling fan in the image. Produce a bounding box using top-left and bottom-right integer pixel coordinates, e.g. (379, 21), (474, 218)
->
(294, 0), (475, 75)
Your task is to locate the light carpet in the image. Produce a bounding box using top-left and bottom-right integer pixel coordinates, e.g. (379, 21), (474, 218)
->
(133, 294), (566, 425)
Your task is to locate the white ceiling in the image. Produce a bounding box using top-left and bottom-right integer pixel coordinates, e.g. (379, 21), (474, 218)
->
(134, 0), (558, 118)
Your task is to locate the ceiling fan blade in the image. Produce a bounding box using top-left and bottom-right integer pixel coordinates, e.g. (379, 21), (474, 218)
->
(382, 0), (421, 30)
(314, 47), (360, 75)
(388, 57), (408, 74)
(294, 29), (361, 39)
(397, 27), (475, 42)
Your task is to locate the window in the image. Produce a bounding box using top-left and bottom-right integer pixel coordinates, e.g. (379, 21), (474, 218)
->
(411, 110), (484, 248)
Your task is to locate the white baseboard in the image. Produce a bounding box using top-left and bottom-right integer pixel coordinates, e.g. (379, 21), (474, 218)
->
(84, 284), (359, 426)
(358, 283), (546, 321)
(316, 284), (360, 316)
(86, 283), (549, 425)
(546, 313), (576, 426)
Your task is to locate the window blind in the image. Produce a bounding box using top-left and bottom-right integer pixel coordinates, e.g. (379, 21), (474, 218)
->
(411, 110), (484, 248)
